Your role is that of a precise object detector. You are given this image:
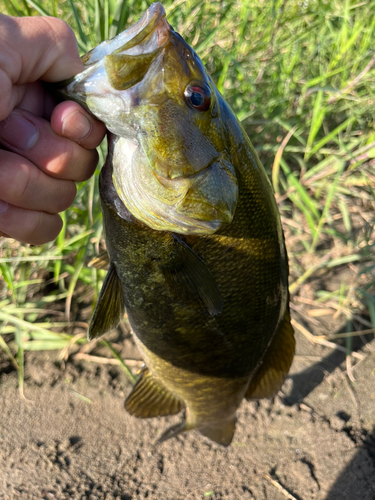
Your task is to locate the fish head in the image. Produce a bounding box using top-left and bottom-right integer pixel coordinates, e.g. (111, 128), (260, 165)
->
(59, 3), (238, 234)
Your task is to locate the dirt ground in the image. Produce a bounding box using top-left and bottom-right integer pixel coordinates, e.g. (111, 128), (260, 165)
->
(0, 308), (374, 500)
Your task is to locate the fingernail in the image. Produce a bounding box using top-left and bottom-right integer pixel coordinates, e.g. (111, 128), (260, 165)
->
(0, 200), (9, 214)
(0, 112), (39, 151)
(62, 110), (91, 141)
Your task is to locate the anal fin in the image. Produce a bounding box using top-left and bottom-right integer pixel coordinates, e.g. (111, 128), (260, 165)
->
(125, 368), (183, 418)
(246, 309), (295, 399)
(88, 263), (124, 340)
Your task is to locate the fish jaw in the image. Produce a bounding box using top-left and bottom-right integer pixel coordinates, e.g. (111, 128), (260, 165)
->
(81, 3), (167, 66)
(55, 2), (170, 134)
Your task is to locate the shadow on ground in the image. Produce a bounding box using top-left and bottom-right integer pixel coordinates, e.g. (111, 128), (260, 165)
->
(325, 426), (375, 500)
(283, 318), (373, 406)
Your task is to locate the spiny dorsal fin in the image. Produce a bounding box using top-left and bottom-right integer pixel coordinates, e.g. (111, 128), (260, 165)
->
(162, 234), (223, 316)
(88, 251), (110, 271)
(88, 263), (124, 340)
(125, 367), (183, 418)
(246, 309), (295, 399)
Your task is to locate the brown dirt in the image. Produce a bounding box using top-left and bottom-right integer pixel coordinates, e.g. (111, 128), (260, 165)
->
(0, 307), (374, 500)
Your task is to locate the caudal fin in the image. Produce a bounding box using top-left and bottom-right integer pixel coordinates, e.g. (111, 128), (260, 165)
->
(199, 416), (236, 446)
(157, 414), (236, 447)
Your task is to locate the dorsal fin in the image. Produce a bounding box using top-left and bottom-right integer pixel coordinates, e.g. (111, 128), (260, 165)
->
(88, 251), (110, 270)
(125, 367), (183, 418)
(88, 263), (125, 340)
(245, 310), (295, 399)
(162, 234), (224, 316)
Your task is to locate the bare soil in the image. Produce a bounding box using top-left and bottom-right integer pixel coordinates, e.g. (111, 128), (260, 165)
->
(0, 303), (374, 500)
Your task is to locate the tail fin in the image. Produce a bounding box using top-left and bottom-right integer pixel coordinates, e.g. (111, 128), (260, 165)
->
(199, 416), (236, 446)
(157, 414), (236, 447)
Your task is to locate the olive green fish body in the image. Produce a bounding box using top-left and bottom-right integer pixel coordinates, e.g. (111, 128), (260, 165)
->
(98, 112), (289, 442)
(57, 2), (295, 445)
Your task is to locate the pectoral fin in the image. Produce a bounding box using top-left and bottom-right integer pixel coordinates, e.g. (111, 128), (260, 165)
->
(125, 367), (183, 418)
(162, 234), (223, 316)
(88, 263), (125, 340)
(245, 310), (295, 399)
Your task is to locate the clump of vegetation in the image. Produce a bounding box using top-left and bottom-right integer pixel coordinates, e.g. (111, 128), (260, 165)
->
(0, 0), (374, 392)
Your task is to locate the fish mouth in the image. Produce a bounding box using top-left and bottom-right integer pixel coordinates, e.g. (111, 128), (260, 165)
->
(54, 3), (170, 103)
(82, 2), (168, 67)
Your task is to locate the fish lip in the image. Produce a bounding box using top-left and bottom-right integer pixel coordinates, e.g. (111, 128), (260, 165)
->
(83, 2), (168, 65)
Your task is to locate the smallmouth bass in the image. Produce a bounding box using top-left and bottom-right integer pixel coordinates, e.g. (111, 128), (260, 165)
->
(57, 3), (295, 446)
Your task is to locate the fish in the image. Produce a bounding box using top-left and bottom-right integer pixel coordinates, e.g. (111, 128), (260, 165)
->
(55, 2), (295, 446)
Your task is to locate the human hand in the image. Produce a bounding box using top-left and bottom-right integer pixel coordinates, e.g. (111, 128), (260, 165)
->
(0, 14), (106, 245)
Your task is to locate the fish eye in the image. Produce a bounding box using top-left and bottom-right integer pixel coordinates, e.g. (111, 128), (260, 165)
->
(184, 82), (211, 112)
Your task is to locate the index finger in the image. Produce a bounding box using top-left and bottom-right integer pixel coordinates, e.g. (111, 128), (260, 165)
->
(0, 15), (83, 120)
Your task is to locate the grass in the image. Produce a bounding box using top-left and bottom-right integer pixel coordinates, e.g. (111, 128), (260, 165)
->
(0, 0), (374, 392)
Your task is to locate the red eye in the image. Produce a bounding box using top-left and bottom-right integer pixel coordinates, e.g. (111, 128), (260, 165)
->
(184, 82), (211, 112)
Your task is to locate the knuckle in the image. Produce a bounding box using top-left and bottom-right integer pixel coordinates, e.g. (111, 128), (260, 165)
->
(25, 210), (43, 243)
(0, 75), (13, 122)
(26, 212), (62, 245)
(0, 155), (32, 204)
(17, 162), (34, 202)
(41, 17), (76, 48)
(51, 139), (75, 177)
(69, 147), (97, 182)
(80, 150), (99, 181)
(57, 181), (76, 212)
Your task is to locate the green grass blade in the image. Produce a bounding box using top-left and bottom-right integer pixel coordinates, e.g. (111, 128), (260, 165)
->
(280, 158), (320, 220)
(25, 0), (49, 16)
(0, 329), (19, 370)
(68, 0), (89, 48)
(305, 117), (355, 160)
(304, 90), (326, 160)
(310, 161), (346, 252)
(101, 339), (136, 384)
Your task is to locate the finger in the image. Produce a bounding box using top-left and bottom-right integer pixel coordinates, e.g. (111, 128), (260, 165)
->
(0, 150), (76, 213)
(0, 15), (83, 121)
(0, 109), (99, 181)
(51, 101), (106, 150)
(0, 200), (63, 245)
(0, 15), (83, 83)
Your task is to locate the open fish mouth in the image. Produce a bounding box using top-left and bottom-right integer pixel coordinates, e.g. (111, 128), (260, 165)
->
(54, 3), (170, 107)
(82, 2), (168, 67)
